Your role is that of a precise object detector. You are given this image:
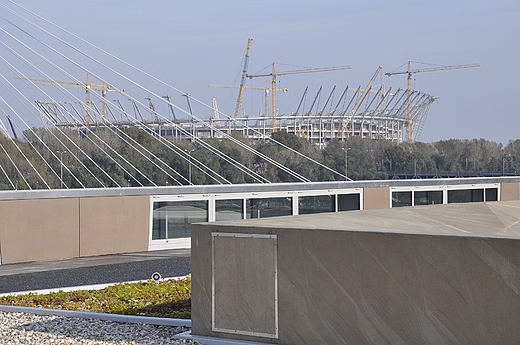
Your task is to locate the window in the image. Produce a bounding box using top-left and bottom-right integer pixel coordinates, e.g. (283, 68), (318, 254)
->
(299, 195), (335, 215)
(152, 200), (208, 240)
(216, 199), (244, 221)
(246, 197), (292, 219)
(485, 188), (498, 202)
(338, 193), (360, 211)
(448, 189), (484, 204)
(392, 191), (412, 207)
(414, 190), (443, 206)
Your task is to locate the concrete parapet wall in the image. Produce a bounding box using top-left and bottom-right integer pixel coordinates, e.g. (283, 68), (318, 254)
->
(0, 179), (519, 265)
(192, 203), (520, 344)
(363, 186), (390, 209)
(0, 198), (80, 264)
(79, 196), (149, 257)
(501, 182), (520, 201)
(0, 195), (149, 264)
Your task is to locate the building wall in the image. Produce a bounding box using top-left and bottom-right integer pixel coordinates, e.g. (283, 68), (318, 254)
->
(501, 182), (520, 201)
(363, 186), (390, 209)
(0, 195), (150, 264)
(79, 196), (149, 257)
(0, 198), (80, 264)
(192, 223), (520, 344)
(0, 180), (519, 265)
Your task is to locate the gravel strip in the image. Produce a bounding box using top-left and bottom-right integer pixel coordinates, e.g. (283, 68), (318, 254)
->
(0, 311), (200, 345)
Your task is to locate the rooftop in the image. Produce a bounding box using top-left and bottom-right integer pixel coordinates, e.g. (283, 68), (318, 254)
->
(206, 200), (520, 239)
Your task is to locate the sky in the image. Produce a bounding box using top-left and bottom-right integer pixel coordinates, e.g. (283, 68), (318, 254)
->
(2, 0), (520, 144)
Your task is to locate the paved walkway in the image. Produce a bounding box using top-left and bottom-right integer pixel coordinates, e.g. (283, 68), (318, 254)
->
(0, 249), (191, 294)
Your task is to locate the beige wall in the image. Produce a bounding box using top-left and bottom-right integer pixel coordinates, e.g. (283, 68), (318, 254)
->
(501, 182), (520, 201)
(79, 196), (149, 257)
(363, 186), (390, 209)
(0, 198), (80, 264)
(0, 195), (150, 264)
(1, 182), (519, 265)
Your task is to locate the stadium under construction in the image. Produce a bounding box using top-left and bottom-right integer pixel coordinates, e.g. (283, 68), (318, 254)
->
(0, 5), (481, 190)
(29, 50), (478, 147)
(31, 65), (439, 145)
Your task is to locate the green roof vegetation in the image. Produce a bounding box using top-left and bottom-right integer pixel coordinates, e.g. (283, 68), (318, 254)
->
(0, 277), (191, 319)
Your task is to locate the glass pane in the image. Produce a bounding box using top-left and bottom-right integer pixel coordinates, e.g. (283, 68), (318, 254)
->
(414, 190), (443, 206)
(152, 200), (208, 240)
(448, 189), (484, 204)
(299, 195), (335, 215)
(246, 197), (292, 219)
(338, 194), (360, 211)
(485, 188), (498, 202)
(216, 199), (243, 221)
(392, 191), (412, 207)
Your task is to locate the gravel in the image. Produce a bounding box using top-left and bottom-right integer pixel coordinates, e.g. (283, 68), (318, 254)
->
(0, 311), (200, 345)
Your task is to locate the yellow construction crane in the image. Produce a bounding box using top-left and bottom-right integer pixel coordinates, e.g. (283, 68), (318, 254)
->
(246, 63), (351, 131)
(235, 38), (253, 118)
(14, 72), (125, 124)
(209, 83), (288, 118)
(336, 66), (382, 139)
(385, 61), (479, 143)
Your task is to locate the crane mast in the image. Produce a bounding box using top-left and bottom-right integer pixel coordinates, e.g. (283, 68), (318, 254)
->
(336, 66), (382, 139)
(385, 61), (479, 143)
(162, 95), (179, 122)
(246, 63), (351, 131)
(235, 38), (253, 118)
(350, 66), (382, 116)
(211, 98), (220, 120)
(209, 83), (288, 118)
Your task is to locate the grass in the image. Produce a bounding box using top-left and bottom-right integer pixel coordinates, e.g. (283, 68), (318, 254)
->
(0, 276), (191, 319)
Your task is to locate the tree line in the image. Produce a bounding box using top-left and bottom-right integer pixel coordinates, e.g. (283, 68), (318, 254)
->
(260, 132), (518, 182)
(0, 127), (518, 189)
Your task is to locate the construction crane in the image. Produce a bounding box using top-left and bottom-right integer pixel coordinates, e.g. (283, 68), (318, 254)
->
(246, 63), (351, 131)
(234, 38), (253, 118)
(211, 98), (220, 120)
(385, 61), (479, 143)
(162, 95), (179, 122)
(209, 83), (288, 117)
(145, 97), (158, 122)
(335, 66), (382, 139)
(14, 72), (125, 124)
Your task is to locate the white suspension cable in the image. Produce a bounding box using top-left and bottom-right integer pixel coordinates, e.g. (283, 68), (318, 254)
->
(0, 94), (63, 187)
(0, 15), (240, 185)
(0, 34), (153, 187)
(0, 138), (29, 189)
(0, 52), (108, 188)
(0, 114), (49, 188)
(0, 162), (16, 189)
(0, 5), (312, 183)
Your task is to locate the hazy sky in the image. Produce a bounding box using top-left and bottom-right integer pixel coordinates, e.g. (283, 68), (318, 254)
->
(5, 0), (520, 144)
